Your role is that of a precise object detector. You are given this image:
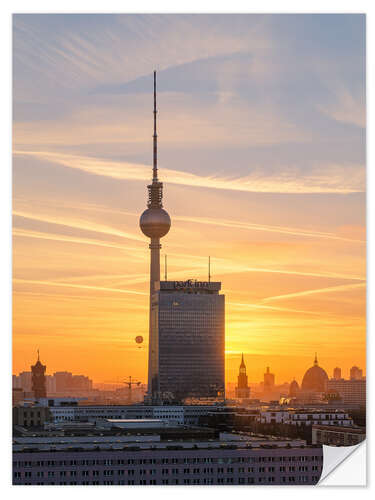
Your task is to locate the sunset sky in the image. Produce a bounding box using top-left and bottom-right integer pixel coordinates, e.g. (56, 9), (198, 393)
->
(13, 14), (366, 386)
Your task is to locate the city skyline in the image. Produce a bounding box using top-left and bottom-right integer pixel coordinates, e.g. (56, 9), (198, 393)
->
(13, 14), (366, 384)
(13, 351), (365, 388)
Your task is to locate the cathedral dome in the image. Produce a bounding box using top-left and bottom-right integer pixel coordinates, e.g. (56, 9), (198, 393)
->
(301, 354), (328, 392)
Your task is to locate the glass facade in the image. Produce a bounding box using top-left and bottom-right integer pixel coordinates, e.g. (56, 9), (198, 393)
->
(157, 281), (225, 403)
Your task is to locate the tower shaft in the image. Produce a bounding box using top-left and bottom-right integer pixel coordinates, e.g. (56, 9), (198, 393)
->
(148, 237), (161, 400)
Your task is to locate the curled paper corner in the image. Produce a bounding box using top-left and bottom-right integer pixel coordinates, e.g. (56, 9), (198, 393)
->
(318, 440), (366, 486)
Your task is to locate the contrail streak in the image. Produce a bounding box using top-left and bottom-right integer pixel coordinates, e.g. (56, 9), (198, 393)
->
(227, 301), (322, 315)
(263, 282), (365, 302)
(174, 215), (365, 243)
(13, 279), (147, 296)
(13, 210), (144, 243)
(13, 228), (144, 253)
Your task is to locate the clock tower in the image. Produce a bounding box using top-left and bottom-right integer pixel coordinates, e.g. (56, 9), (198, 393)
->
(31, 350), (47, 399)
(235, 353), (250, 399)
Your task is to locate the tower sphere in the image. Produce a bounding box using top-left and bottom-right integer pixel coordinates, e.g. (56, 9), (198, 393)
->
(140, 207), (171, 238)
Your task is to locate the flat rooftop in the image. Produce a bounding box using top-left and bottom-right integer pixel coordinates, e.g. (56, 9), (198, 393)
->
(312, 425), (365, 433)
(107, 419), (163, 423)
(13, 437), (313, 454)
(159, 280), (221, 293)
(262, 408), (349, 413)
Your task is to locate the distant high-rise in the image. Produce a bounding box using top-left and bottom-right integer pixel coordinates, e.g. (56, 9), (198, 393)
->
(18, 371), (32, 392)
(235, 354), (250, 399)
(139, 71), (171, 403)
(264, 367), (275, 392)
(12, 374), (21, 389)
(333, 367), (342, 380)
(327, 379), (366, 406)
(71, 375), (93, 391)
(350, 366), (363, 380)
(45, 375), (56, 394)
(54, 371), (73, 392)
(31, 350), (46, 399)
(156, 280), (225, 403)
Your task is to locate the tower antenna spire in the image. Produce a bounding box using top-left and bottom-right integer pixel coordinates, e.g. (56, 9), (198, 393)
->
(153, 70), (158, 182)
(37, 348), (40, 362)
(208, 256), (211, 283)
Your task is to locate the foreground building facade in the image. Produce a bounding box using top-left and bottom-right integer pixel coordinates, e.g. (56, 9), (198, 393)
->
(311, 424), (365, 446)
(259, 409), (353, 426)
(35, 402), (225, 426)
(13, 444), (323, 485)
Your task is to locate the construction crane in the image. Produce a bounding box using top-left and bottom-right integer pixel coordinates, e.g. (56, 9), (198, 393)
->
(124, 376), (142, 404)
(103, 376), (142, 404)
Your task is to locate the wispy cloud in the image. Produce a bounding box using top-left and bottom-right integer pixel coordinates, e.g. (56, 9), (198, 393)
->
(156, 252), (365, 282)
(263, 282), (365, 302)
(17, 199), (363, 244)
(13, 278), (148, 296)
(13, 228), (143, 253)
(13, 208), (144, 243)
(13, 14), (270, 92)
(319, 89), (365, 128)
(228, 301), (322, 315)
(14, 150), (365, 194)
(13, 211), (364, 283)
(175, 215), (365, 243)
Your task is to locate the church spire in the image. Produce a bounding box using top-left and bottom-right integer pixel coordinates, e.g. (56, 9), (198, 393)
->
(236, 353), (250, 398)
(314, 352), (318, 366)
(240, 353), (245, 368)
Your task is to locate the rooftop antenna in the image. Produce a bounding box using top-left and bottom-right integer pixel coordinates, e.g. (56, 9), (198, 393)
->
(208, 256), (211, 283)
(165, 254), (168, 281)
(153, 70), (158, 182)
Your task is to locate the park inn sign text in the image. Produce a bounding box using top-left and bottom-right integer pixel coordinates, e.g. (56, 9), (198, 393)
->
(173, 280), (210, 290)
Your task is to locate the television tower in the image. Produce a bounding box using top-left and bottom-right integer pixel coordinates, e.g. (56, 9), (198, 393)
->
(139, 71), (171, 403)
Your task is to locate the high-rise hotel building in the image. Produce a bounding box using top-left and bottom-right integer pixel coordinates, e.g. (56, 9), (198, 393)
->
(157, 280), (225, 403)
